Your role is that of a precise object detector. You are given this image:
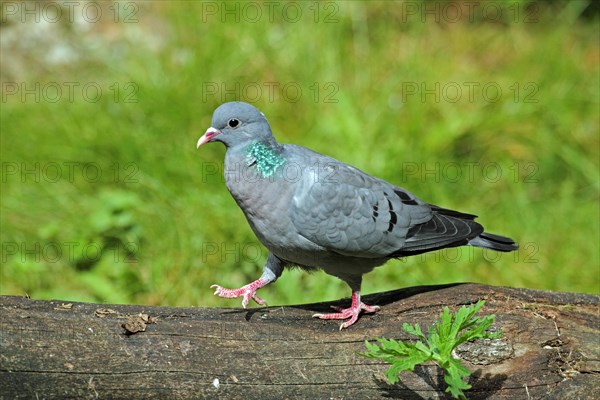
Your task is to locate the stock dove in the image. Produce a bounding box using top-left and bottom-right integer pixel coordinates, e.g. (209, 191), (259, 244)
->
(196, 102), (517, 329)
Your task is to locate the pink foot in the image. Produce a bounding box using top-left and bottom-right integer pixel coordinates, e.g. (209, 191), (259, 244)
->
(313, 291), (380, 330)
(211, 278), (269, 308)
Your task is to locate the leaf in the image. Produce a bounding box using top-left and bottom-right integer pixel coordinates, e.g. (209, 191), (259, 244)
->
(362, 338), (431, 384)
(385, 349), (430, 384)
(444, 357), (473, 398)
(402, 322), (427, 341)
(360, 300), (501, 399)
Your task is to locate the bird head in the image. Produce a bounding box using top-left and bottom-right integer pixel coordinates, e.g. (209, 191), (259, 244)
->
(197, 102), (274, 149)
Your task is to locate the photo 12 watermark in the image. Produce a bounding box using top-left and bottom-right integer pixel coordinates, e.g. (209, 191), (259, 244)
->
(398, 161), (540, 184)
(201, 241), (266, 264)
(1, 240), (139, 265)
(198, 160), (344, 185)
(1, 82), (139, 104)
(401, 81), (539, 104)
(1, 1), (139, 24)
(201, 81), (339, 104)
(1, 162), (140, 184)
(403, 241), (540, 265)
(400, 1), (540, 24)
(199, 1), (339, 23)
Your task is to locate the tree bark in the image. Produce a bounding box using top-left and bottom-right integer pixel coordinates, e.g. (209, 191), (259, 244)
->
(1, 283), (598, 399)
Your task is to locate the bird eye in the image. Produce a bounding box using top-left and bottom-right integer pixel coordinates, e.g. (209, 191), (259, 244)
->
(228, 118), (240, 128)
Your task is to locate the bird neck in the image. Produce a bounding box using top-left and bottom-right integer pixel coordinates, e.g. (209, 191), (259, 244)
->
(245, 140), (286, 178)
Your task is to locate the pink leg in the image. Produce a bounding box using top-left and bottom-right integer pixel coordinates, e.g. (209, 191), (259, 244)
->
(211, 278), (270, 308)
(312, 291), (380, 330)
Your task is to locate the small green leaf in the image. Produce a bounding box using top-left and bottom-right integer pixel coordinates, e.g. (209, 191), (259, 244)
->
(360, 300), (501, 399)
(444, 358), (473, 398)
(402, 322), (427, 341)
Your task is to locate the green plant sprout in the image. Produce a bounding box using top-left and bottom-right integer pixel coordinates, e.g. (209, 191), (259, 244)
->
(361, 300), (501, 399)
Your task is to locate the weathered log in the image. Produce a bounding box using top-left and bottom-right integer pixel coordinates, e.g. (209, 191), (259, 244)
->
(1, 283), (598, 399)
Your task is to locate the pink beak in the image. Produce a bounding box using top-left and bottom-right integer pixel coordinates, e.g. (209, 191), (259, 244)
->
(197, 127), (222, 148)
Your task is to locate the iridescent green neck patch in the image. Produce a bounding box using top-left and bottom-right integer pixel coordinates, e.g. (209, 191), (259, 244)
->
(246, 141), (286, 178)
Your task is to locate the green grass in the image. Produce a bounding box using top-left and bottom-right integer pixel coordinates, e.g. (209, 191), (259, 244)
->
(1, 1), (599, 307)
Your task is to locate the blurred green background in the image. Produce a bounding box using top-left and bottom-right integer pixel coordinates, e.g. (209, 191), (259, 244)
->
(1, 0), (598, 308)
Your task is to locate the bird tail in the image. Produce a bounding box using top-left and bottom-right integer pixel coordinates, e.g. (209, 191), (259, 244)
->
(468, 232), (518, 252)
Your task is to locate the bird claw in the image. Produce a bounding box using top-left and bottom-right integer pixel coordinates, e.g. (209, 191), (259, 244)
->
(210, 283), (268, 308)
(313, 302), (380, 330)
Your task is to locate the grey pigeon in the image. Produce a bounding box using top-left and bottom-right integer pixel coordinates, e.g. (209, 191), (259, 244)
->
(197, 102), (518, 329)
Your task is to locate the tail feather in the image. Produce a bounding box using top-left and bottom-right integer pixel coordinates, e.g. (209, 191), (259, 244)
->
(469, 232), (518, 252)
(394, 204), (519, 256)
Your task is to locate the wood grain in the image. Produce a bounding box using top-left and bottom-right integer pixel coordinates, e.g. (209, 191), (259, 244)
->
(1, 283), (598, 399)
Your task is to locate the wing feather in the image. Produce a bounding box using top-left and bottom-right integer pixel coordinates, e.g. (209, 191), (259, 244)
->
(285, 145), (486, 259)
(287, 147), (431, 257)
